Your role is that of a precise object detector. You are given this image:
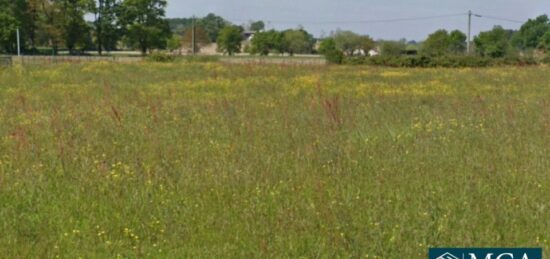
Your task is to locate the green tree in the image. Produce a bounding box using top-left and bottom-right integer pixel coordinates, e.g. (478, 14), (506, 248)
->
(511, 15), (550, 50)
(332, 30), (362, 56)
(181, 26), (210, 53)
(198, 13), (228, 42)
(448, 30), (467, 54)
(251, 30), (284, 55)
(318, 38), (343, 64)
(61, 0), (94, 53)
(34, 0), (65, 54)
(166, 34), (181, 54)
(539, 30), (550, 52)
(0, 12), (19, 53)
(249, 20), (265, 32)
(359, 35), (376, 54)
(474, 26), (512, 58)
(421, 29), (466, 56)
(118, 0), (170, 55)
(421, 29), (450, 56)
(318, 38), (336, 55)
(282, 29), (314, 55)
(217, 25), (242, 55)
(93, 0), (120, 54)
(380, 40), (406, 56)
(0, 0), (40, 53)
(331, 30), (375, 56)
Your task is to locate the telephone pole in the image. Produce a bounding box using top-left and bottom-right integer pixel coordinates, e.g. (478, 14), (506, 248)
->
(467, 11), (482, 55)
(16, 27), (21, 56)
(192, 16), (196, 56)
(467, 10), (472, 54)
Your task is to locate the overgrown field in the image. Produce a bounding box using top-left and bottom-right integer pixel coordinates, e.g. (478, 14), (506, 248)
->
(1, 63), (549, 258)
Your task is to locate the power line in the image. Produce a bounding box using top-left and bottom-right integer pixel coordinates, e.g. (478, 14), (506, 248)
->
(227, 12), (526, 26)
(475, 14), (524, 24)
(227, 13), (467, 25)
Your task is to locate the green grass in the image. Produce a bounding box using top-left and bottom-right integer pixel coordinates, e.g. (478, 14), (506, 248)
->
(0, 63), (549, 258)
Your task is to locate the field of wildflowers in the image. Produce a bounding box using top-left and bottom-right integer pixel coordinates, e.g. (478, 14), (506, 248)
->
(0, 62), (549, 257)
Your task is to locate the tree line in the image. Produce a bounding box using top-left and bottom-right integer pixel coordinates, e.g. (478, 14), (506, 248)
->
(1, 1), (549, 61)
(0, 0), (170, 55)
(319, 15), (550, 63)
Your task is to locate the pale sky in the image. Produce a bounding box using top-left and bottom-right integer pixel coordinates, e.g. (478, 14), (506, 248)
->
(165, 0), (550, 40)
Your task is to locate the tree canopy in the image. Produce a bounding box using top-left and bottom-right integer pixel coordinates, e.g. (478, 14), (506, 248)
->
(217, 25), (242, 55)
(331, 30), (375, 56)
(118, 0), (171, 55)
(249, 21), (265, 32)
(421, 29), (466, 56)
(511, 15), (550, 50)
(251, 30), (284, 55)
(282, 29), (315, 55)
(474, 26), (513, 58)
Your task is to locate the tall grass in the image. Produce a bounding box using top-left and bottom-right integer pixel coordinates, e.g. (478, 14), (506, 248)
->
(0, 63), (549, 258)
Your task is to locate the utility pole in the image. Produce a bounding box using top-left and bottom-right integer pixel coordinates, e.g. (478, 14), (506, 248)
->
(16, 27), (21, 56)
(467, 11), (482, 55)
(467, 10), (472, 55)
(192, 16), (196, 56)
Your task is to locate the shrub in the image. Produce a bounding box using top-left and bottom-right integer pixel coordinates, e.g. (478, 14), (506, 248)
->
(182, 56), (220, 63)
(147, 52), (176, 62)
(324, 49), (344, 64)
(343, 55), (540, 67)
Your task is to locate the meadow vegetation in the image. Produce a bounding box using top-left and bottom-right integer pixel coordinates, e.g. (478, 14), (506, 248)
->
(0, 62), (549, 257)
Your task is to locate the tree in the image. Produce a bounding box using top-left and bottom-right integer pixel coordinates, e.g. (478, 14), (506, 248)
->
(282, 29), (314, 55)
(421, 29), (450, 56)
(251, 30), (284, 55)
(34, 0), (65, 54)
(318, 38), (336, 55)
(166, 13), (228, 42)
(332, 30), (362, 56)
(331, 30), (374, 56)
(0, 12), (18, 53)
(198, 13), (228, 42)
(249, 20), (265, 32)
(539, 30), (550, 52)
(0, 0), (41, 53)
(380, 40), (406, 56)
(511, 15), (550, 50)
(93, 0), (120, 54)
(448, 30), (467, 54)
(474, 26), (512, 58)
(57, 0), (94, 54)
(118, 0), (170, 55)
(421, 29), (466, 56)
(318, 38), (343, 64)
(217, 25), (242, 55)
(359, 35), (376, 54)
(181, 25), (210, 53)
(166, 34), (181, 54)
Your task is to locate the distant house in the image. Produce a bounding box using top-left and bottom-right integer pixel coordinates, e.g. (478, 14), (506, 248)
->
(241, 31), (258, 53)
(368, 49), (380, 56)
(243, 31), (256, 42)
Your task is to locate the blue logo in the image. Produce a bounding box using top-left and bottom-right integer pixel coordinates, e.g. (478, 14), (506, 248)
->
(429, 248), (542, 259)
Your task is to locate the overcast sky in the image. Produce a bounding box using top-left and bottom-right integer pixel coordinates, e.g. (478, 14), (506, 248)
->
(165, 0), (550, 41)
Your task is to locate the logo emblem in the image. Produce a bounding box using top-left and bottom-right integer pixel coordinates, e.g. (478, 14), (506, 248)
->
(436, 253), (459, 259)
(429, 248), (542, 259)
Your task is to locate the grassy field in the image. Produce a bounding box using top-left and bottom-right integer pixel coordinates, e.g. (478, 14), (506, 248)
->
(0, 62), (549, 258)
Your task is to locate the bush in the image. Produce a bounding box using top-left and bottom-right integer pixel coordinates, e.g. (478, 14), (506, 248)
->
(146, 52), (176, 62)
(343, 55), (540, 68)
(541, 55), (550, 65)
(324, 50), (344, 64)
(182, 56), (220, 63)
